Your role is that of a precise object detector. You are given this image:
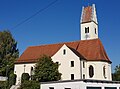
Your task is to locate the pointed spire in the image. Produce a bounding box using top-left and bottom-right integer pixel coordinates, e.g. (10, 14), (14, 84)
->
(81, 4), (98, 24)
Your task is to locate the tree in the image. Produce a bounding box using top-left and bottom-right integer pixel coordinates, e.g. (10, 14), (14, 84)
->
(8, 73), (17, 88)
(0, 30), (19, 76)
(34, 55), (61, 82)
(20, 80), (40, 89)
(0, 81), (7, 89)
(112, 64), (120, 81)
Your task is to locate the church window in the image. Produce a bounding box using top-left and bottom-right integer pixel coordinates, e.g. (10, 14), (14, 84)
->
(63, 49), (66, 55)
(85, 27), (89, 33)
(31, 67), (33, 74)
(95, 28), (97, 34)
(89, 65), (94, 78)
(83, 61), (85, 68)
(71, 74), (74, 80)
(71, 61), (74, 67)
(83, 74), (85, 79)
(103, 66), (106, 78)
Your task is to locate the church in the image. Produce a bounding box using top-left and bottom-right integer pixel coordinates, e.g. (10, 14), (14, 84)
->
(14, 4), (120, 89)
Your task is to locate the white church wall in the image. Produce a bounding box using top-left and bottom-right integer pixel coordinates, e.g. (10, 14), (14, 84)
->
(14, 63), (35, 85)
(52, 44), (81, 80)
(80, 60), (87, 79)
(86, 61), (112, 80)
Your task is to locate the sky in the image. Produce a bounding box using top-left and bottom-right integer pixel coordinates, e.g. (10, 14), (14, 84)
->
(0, 0), (120, 71)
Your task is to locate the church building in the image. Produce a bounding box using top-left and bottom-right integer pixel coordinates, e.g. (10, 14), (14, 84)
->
(14, 4), (112, 86)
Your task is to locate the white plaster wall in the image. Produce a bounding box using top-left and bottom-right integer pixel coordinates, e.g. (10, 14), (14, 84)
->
(41, 81), (85, 89)
(14, 63), (35, 85)
(41, 80), (120, 89)
(81, 22), (98, 40)
(85, 82), (120, 89)
(86, 61), (112, 80)
(52, 44), (81, 80)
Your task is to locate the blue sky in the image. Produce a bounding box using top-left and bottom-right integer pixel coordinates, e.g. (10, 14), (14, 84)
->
(0, 0), (120, 71)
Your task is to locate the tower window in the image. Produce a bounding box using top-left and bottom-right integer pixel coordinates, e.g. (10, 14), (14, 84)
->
(71, 74), (74, 80)
(85, 27), (89, 33)
(95, 28), (97, 34)
(63, 49), (66, 55)
(89, 65), (94, 78)
(103, 66), (106, 78)
(71, 61), (74, 67)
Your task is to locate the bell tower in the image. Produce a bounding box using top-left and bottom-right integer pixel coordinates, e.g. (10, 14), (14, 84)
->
(80, 4), (98, 40)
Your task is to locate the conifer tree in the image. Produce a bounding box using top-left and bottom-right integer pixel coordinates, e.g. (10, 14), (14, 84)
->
(112, 64), (120, 81)
(34, 55), (61, 82)
(0, 30), (19, 76)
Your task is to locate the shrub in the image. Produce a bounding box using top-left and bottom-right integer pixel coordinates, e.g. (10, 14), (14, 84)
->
(20, 80), (40, 89)
(8, 73), (17, 88)
(0, 81), (7, 89)
(21, 73), (30, 83)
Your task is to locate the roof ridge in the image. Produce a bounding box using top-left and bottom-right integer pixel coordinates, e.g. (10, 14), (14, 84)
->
(28, 40), (81, 48)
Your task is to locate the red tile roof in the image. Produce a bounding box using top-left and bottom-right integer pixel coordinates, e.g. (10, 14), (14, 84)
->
(15, 39), (111, 64)
(81, 6), (92, 23)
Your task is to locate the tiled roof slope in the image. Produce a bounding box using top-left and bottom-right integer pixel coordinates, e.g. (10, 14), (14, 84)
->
(15, 39), (111, 63)
(81, 6), (92, 23)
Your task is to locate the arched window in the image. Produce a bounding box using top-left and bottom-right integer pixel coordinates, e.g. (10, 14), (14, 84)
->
(31, 67), (34, 75)
(95, 28), (97, 34)
(63, 49), (66, 55)
(89, 65), (94, 78)
(103, 66), (106, 78)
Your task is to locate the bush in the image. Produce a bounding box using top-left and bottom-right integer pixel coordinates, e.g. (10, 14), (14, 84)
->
(8, 73), (17, 88)
(20, 80), (40, 89)
(21, 73), (30, 83)
(0, 81), (7, 89)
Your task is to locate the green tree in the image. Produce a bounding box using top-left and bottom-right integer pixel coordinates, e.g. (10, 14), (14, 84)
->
(20, 80), (40, 89)
(0, 30), (19, 76)
(34, 55), (61, 82)
(8, 73), (17, 88)
(0, 81), (7, 89)
(112, 64), (120, 81)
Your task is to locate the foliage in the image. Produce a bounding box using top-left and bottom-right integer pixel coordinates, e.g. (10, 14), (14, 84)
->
(21, 73), (30, 83)
(20, 80), (40, 89)
(8, 73), (17, 88)
(34, 55), (61, 82)
(112, 64), (120, 81)
(0, 30), (19, 76)
(0, 81), (7, 89)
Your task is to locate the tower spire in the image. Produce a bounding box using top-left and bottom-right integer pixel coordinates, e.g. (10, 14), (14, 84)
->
(80, 4), (98, 40)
